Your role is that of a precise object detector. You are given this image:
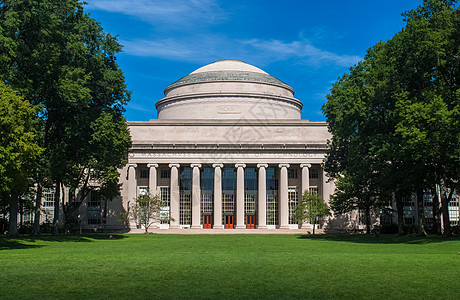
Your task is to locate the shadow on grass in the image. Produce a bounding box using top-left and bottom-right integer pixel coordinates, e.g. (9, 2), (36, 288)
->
(297, 233), (459, 244)
(0, 234), (127, 250)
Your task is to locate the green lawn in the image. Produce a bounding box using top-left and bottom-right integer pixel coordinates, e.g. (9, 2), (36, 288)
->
(1, 234), (459, 299)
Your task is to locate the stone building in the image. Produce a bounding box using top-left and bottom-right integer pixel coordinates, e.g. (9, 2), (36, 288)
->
(119, 60), (335, 231)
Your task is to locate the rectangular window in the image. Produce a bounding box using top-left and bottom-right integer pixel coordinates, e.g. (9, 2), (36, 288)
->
(87, 191), (101, 225)
(140, 169), (149, 178)
(288, 169), (298, 179)
(179, 192), (191, 225)
(309, 187), (318, 195)
(288, 187), (298, 224)
(43, 188), (55, 207)
(161, 169), (171, 179)
(266, 192), (278, 225)
(160, 187), (170, 224)
(309, 169), (318, 179)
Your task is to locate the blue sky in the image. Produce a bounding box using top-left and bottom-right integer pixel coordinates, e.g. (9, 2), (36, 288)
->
(85, 0), (423, 121)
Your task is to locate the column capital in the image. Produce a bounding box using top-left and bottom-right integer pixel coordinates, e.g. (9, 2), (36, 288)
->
(190, 163), (202, 168)
(300, 163), (312, 168)
(147, 163), (159, 168)
(212, 163), (224, 168)
(168, 163), (180, 168)
(235, 163), (246, 168)
(278, 163), (290, 168)
(257, 163), (268, 169)
(127, 163), (138, 168)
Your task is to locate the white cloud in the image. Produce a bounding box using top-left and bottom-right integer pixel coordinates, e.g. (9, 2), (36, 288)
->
(86, 0), (225, 25)
(242, 39), (361, 67)
(120, 36), (362, 68)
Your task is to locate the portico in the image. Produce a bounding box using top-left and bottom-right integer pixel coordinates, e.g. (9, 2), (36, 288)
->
(120, 60), (334, 231)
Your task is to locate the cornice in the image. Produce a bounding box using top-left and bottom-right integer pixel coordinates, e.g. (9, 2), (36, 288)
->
(155, 92), (302, 110)
(127, 119), (328, 127)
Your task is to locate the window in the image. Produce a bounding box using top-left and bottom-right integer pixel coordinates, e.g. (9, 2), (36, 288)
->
(449, 197), (459, 225)
(309, 169), (318, 179)
(43, 188), (55, 207)
(161, 169), (171, 179)
(288, 169), (298, 179)
(160, 187), (170, 224)
(179, 167), (192, 225)
(140, 169), (149, 178)
(87, 191), (101, 225)
(179, 192), (191, 225)
(288, 187), (298, 224)
(309, 187), (318, 195)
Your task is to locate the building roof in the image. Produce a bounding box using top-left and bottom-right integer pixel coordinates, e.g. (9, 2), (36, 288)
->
(164, 60), (294, 94)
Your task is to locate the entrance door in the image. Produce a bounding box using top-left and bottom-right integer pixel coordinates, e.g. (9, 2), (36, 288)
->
(225, 215), (234, 229)
(203, 215), (212, 229)
(246, 215), (255, 229)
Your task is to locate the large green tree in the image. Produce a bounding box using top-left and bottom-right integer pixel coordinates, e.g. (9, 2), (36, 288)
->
(323, 0), (459, 236)
(0, 82), (42, 237)
(0, 0), (131, 235)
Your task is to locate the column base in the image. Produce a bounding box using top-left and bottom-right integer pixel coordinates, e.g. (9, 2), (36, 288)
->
(257, 225), (267, 229)
(235, 225), (246, 229)
(191, 225), (202, 229)
(279, 225), (290, 229)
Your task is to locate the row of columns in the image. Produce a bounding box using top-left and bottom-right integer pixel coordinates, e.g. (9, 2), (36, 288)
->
(127, 163), (313, 229)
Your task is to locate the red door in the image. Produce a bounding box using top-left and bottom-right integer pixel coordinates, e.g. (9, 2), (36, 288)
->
(246, 215), (255, 229)
(225, 215), (233, 229)
(203, 215), (212, 229)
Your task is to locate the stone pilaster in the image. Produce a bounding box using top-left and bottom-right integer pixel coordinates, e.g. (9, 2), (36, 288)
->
(191, 163), (202, 229)
(127, 164), (138, 203)
(279, 163), (290, 229)
(213, 164), (223, 228)
(300, 163), (311, 198)
(235, 163), (246, 229)
(147, 163), (158, 197)
(257, 164), (268, 229)
(169, 163), (180, 229)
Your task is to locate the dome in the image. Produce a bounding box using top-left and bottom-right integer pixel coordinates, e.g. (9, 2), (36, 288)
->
(156, 60), (303, 120)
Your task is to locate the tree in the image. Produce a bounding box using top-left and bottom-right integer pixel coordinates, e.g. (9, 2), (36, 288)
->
(0, 0), (131, 235)
(0, 82), (42, 237)
(127, 194), (173, 234)
(323, 0), (459, 237)
(294, 191), (330, 234)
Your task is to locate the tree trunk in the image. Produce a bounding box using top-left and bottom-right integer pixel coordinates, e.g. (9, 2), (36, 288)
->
(416, 186), (427, 237)
(396, 191), (405, 235)
(32, 184), (43, 236)
(432, 185), (441, 235)
(52, 181), (61, 236)
(440, 188), (453, 237)
(7, 192), (19, 238)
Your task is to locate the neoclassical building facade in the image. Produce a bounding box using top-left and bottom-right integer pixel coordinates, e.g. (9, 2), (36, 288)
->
(118, 60), (335, 231)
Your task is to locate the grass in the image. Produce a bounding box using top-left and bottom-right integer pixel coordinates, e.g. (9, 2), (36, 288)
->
(1, 234), (459, 299)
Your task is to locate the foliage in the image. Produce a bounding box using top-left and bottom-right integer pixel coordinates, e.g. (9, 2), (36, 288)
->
(0, 0), (131, 234)
(127, 194), (173, 234)
(322, 0), (459, 236)
(0, 82), (42, 196)
(294, 191), (330, 234)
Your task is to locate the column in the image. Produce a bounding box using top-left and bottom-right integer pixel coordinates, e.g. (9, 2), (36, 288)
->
(235, 163), (246, 229)
(257, 164), (268, 229)
(191, 164), (202, 229)
(213, 164), (223, 228)
(147, 163), (158, 197)
(169, 163), (180, 229)
(300, 164), (311, 198)
(279, 163), (290, 229)
(127, 163), (137, 203)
